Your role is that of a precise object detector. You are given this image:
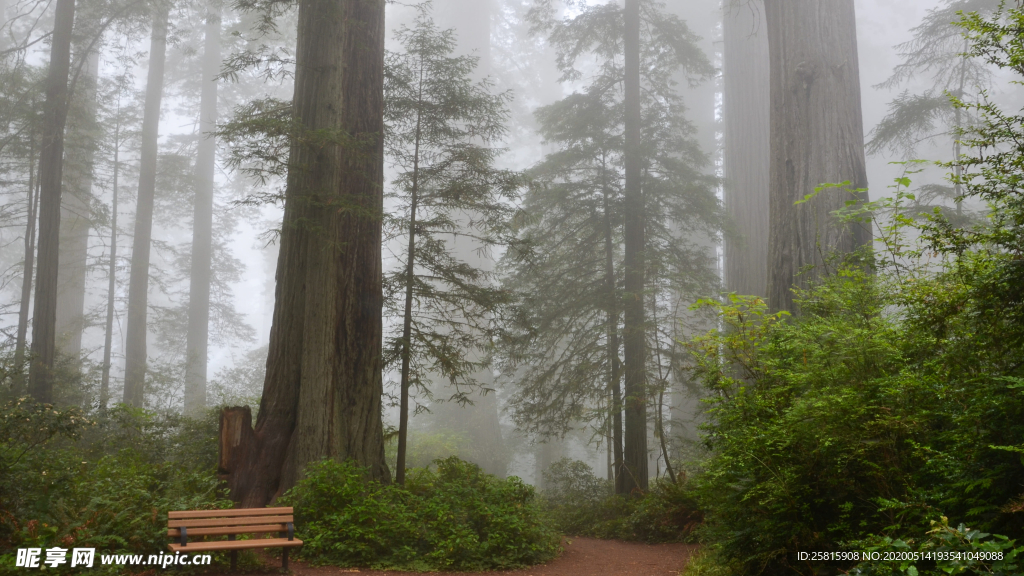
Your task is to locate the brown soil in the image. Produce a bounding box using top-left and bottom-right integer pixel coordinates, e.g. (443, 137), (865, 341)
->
(254, 538), (697, 576)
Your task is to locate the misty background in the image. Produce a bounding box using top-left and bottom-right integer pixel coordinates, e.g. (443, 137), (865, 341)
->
(0, 0), (1011, 486)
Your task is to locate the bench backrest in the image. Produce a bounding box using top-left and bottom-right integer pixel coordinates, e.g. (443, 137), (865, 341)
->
(167, 507), (294, 539)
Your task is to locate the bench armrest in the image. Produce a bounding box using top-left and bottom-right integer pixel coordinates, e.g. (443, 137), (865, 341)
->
(180, 526), (188, 547)
(286, 522), (294, 541)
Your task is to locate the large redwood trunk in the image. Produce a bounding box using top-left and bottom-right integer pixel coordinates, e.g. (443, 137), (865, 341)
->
(723, 0), (770, 298)
(184, 0), (222, 416)
(220, 0), (390, 508)
(28, 0), (76, 403)
(621, 0), (648, 494)
(55, 50), (100, 367)
(122, 5), (170, 407)
(764, 0), (871, 314)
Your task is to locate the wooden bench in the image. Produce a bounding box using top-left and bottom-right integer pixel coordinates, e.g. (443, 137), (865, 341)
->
(167, 507), (303, 571)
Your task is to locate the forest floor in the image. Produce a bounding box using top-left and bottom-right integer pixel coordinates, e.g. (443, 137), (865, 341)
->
(244, 538), (698, 576)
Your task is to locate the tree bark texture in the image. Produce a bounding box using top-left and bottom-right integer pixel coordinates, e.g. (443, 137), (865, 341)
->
(723, 0), (770, 298)
(55, 50), (100, 364)
(219, 0), (390, 507)
(621, 0), (648, 494)
(122, 5), (169, 407)
(764, 0), (871, 314)
(219, 406), (257, 483)
(28, 0), (76, 403)
(184, 0), (222, 416)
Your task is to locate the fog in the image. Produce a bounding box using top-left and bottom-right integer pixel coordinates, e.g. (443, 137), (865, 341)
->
(0, 0), (1012, 487)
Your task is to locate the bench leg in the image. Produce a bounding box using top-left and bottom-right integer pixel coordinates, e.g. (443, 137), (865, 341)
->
(281, 548), (289, 572)
(227, 534), (237, 572)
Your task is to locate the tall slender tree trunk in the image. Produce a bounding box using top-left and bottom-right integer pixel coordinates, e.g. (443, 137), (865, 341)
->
(14, 130), (39, 395)
(723, 0), (769, 298)
(764, 0), (871, 315)
(534, 438), (560, 491)
(954, 38), (968, 217)
(123, 5), (169, 407)
(621, 0), (648, 494)
(184, 0), (222, 416)
(28, 0), (76, 403)
(219, 0), (389, 507)
(601, 156), (624, 493)
(606, 418), (613, 481)
(396, 72), (423, 486)
(99, 118), (121, 412)
(55, 50), (100, 366)
(649, 303), (677, 483)
(604, 212), (624, 492)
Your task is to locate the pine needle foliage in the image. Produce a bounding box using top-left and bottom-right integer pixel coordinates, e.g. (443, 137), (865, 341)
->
(498, 0), (723, 441)
(381, 4), (524, 483)
(869, 0), (998, 159)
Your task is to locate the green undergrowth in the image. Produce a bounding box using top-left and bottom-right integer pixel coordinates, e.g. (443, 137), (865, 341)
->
(0, 401), (234, 574)
(281, 457), (561, 571)
(687, 266), (1024, 575)
(541, 458), (702, 543)
(850, 517), (1022, 576)
(653, 273), (1024, 569)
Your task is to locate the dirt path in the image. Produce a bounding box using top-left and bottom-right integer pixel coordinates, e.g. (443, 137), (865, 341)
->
(271, 538), (698, 576)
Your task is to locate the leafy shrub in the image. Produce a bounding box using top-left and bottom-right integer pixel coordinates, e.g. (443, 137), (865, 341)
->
(688, 264), (1024, 575)
(851, 517), (1022, 576)
(627, 476), (703, 542)
(541, 458), (615, 535)
(0, 399), (94, 544)
(690, 278), (918, 572)
(282, 456), (560, 571)
(0, 401), (232, 573)
(56, 451), (228, 555)
(541, 458), (702, 542)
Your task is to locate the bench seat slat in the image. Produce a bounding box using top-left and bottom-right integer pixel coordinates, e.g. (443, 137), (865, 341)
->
(168, 524), (287, 537)
(169, 515), (292, 529)
(168, 538), (303, 553)
(168, 507), (292, 520)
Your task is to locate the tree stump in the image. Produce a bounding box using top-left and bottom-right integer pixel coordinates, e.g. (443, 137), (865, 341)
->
(218, 406), (256, 496)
